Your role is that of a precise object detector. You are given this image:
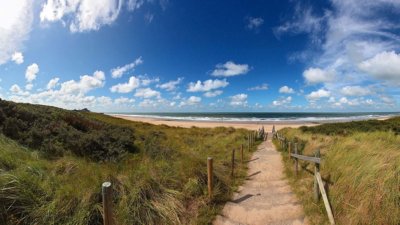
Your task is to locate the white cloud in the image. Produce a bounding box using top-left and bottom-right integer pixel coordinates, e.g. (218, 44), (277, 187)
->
(180, 96), (201, 106)
(25, 63), (39, 82)
(140, 77), (159, 86)
(358, 51), (400, 84)
(279, 86), (295, 94)
(25, 83), (33, 91)
(306, 89), (331, 100)
(111, 57), (143, 78)
(277, 0), (400, 103)
(11, 52), (24, 64)
(230, 93), (247, 106)
(47, 77), (60, 89)
(110, 76), (140, 93)
(340, 86), (372, 96)
(273, 96), (292, 106)
(127, 0), (144, 11)
(60, 70), (105, 94)
(0, 1), (33, 65)
(303, 67), (335, 84)
(40, 0), (123, 33)
(158, 77), (183, 91)
(134, 88), (161, 99)
(204, 90), (223, 98)
(114, 97), (135, 104)
(187, 79), (229, 92)
(97, 96), (112, 105)
(247, 17), (264, 30)
(211, 61), (250, 77)
(248, 83), (268, 91)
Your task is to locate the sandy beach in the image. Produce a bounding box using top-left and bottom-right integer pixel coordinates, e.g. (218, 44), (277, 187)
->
(112, 115), (317, 130)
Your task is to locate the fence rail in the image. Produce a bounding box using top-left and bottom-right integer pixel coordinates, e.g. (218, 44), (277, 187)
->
(98, 128), (272, 225)
(273, 131), (335, 225)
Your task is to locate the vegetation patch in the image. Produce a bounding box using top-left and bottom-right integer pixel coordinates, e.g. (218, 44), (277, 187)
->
(275, 118), (400, 224)
(0, 100), (260, 224)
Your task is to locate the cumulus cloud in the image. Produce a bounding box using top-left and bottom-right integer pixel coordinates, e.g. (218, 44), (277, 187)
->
(273, 96), (292, 106)
(340, 86), (372, 96)
(187, 79), (229, 92)
(211, 61), (250, 77)
(25, 63), (39, 82)
(204, 90), (223, 98)
(47, 77), (60, 89)
(230, 94), (247, 106)
(40, 0), (123, 32)
(11, 52), (24, 64)
(134, 88), (161, 99)
(60, 70), (105, 94)
(10, 84), (28, 96)
(110, 76), (140, 93)
(277, 0), (400, 105)
(248, 83), (268, 91)
(247, 17), (264, 30)
(358, 51), (400, 85)
(114, 97), (135, 104)
(111, 57), (143, 78)
(180, 96), (201, 106)
(0, 1), (33, 65)
(279, 86), (295, 94)
(306, 89), (331, 100)
(303, 67), (335, 85)
(157, 77), (183, 91)
(25, 83), (33, 91)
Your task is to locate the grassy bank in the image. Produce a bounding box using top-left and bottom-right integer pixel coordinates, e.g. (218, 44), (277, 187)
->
(274, 117), (400, 225)
(0, 99), (261, 224)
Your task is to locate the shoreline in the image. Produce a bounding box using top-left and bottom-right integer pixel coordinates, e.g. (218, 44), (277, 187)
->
(111, 115), (318, 129)
(110, 114), (395, 130)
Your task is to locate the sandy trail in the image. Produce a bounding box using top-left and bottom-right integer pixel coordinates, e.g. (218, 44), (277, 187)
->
(213, 137), (308, 225)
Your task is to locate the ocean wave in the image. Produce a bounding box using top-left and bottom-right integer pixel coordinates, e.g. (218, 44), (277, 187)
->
(109, 113), (398, 123)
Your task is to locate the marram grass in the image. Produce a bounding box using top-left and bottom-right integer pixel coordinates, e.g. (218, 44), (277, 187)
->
(275, 119), (400, 225)
(0, 112), (261, 224)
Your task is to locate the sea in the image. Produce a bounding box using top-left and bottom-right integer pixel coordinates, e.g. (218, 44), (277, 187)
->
(109, 112), (400, 123)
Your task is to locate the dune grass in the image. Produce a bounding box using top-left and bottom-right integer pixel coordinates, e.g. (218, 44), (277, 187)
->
(0, 110), (261, 224)
(274, 119), (400, 225)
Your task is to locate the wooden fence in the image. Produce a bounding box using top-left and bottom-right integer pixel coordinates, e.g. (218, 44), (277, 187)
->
(100, 129), (264, 225)
(274, 132), (335, 225)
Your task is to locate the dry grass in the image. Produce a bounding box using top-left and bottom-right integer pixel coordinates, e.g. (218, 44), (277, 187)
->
(275, 124), (400, 225)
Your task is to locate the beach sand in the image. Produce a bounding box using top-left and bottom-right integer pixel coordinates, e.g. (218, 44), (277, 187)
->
(112, 115), (317, 130)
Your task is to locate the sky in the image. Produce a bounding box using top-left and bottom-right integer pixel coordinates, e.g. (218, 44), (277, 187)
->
(1, 0), (400, 112)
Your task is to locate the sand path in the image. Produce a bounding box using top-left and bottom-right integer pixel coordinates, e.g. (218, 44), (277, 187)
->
(213, 137), (308, 225)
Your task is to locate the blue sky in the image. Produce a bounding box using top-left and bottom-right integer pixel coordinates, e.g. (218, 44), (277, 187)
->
(1, 0), (400, 112)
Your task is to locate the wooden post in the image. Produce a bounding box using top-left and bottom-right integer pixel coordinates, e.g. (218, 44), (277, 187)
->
(241, 144), (244, 163)
(248, 133), (250, 151)
(207, 157), (213, 199)
(288, 141), (291, 159)
(102, 182), (114, 225)
(294, 143), (298, 176)
(314, 149), (321, 202)
(231, 149), (235, 177)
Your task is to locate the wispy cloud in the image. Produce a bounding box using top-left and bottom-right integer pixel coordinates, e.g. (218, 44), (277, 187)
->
(211, 61), (250, 77)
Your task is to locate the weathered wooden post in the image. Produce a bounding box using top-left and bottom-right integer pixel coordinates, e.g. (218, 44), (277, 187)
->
(207, 157), (213, 199)
(102, 182), (114, 225)
(248, 133), (250, 150)
(241, 144), (244, 163)
(294, 143), (299, 176)
(288, 141), (291, 159)
(314, 149), (321, 202)
(231, 149), (235, 177)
